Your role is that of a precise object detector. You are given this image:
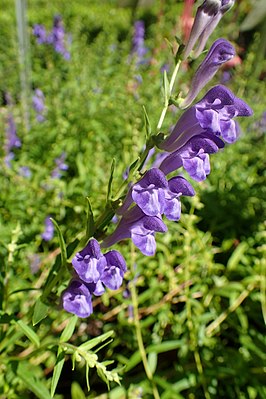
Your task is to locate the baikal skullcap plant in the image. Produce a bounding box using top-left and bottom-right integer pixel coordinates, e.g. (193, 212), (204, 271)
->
(55, 0), (253, 321)
(28, 2), (254, 395)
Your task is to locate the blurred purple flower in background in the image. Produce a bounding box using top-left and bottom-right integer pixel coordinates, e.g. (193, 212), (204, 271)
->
(51, 152), (68, 179)
(42, 217), (54, 241)
(33, 15), (70, 60)
(131, 20), (148, 65)
(32, 89), (45, 122)
(4, 110), (21, 168)
(33, 24), (47, 44)
(19, 166), (32, 178)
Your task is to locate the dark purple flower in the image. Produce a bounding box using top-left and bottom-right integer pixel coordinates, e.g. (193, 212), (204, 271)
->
(42, 217), (54, 241)
(102, 206), (167, 256)
(101, 250), (127, 290)
(159, 85), (253, 152)
(33, 24), (47, 44)
(159, 133), (224, 181)
(62, 279), (93, 318)
(184, 0), (235, 59)
(72, 238), (107, 284)
(181, 39), (235, 108)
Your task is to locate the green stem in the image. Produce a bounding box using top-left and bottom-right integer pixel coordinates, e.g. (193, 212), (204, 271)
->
(157, 60), (181, 130)
(129, 244), (160, 399)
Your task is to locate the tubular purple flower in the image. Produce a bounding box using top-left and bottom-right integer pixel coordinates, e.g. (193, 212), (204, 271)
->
(159, 85), (253, 152)
(32, 89), (45, 122)
(102, 206), (167, 256)
(62, 279), (93, 318)
(33, 24), (47, 44)
(193, 0), (235, 58)
(72, 238), (107, 284)
(183, 0), (222, 59)
(159, 133), (225, 181)
(181, 39), (235, 108)
(101, 250), (127, 290)
(164, 176), (195, 220)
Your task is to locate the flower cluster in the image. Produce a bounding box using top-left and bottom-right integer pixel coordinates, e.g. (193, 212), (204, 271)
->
(33, 15), (70, 60)
(4, 113), (21, 168)
(41, 217), (54, 242)
(62, 239), (127, 318)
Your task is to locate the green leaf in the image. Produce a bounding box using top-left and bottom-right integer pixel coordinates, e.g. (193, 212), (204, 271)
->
(50, 218), (67, 265)
(227, 241), (248, 270)
(51, 347), (65, 397)
(60, 315), (78, 343)
(32, 298), (49, 326)
(17, 362), (52, 399)
(71, 381), (87, 399)
(147, 352), (157, 375)
(86, 197), (94, 239)
(79, 330), (114, 351)
(86, 362), (90, 392)
(143, 105), (152, 140)
(16, 320), (40, 347)
(240, 0), (266, 31)
(107, 159), (116, 202)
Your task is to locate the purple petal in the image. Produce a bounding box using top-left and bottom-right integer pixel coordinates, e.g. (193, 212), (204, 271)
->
(62, 279), (93, 318)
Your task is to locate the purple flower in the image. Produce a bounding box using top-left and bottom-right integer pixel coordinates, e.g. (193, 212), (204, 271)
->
(72, 238), (107, 284)
(47, 15), (70, 60)
(193, 0), (235, 58)
(101, 250), (127, 290)
(102, 206), (167, 256)
(159, 85), (253, 152)
(184, 0), (235, 59)
(5, 114), (21, 153)
(62, 279), (93, 318)
(42, 217), (54, 241)
(181, 39), (235, 108)
(32, 89), (45, 122)
(164, 176), (195, 220)
(159, 133), (224, 181)
(19, 166), (32, 178)
(131, 20), (148, 64)
(51, 152), (68, 179)
(33, 24), (47, 44)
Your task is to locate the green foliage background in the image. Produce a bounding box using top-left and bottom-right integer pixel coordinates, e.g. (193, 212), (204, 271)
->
(0, 0), (265, 398)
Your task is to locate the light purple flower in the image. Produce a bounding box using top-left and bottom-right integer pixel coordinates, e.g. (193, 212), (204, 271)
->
(159, 85), (253, 152)
(131, 20), (148, 64)
(159, 133), (224, 181)
(181, 39), (235, 108)
(72, 238), (107, 284)
(51, 152), (68, 179)
(47, 15), (70, 60)
(19, 166), (32, 178)
(42, 217), (54, 241)
(101, 250), (127, 290)
(102, 206), (167, 256)
(32, 89), (45, 122)
(183, 0), (235, 59)
(33, 24), (47, 44)
(5, 114), (21, 153)
(164, 176), (195, 220)
(62, 279), (93, 318)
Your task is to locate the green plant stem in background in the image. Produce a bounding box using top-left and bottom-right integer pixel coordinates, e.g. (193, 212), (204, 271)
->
(15, 0), (31, 132)
(129, 242), (160, 399)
